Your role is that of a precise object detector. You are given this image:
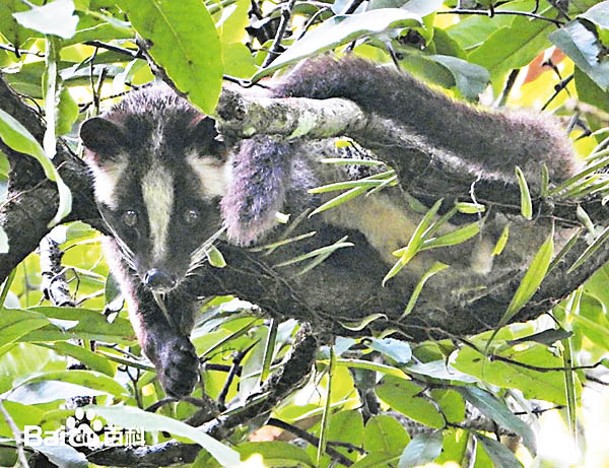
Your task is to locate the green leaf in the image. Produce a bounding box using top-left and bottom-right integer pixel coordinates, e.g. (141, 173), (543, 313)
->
(402, 262), (449, 317)
(19, 307), (135, 344)
(328, 410), (364, 449)
(0, 108), (72, 226)
(468, 13), (552, 79)
(0, 0), (30, 47)
(384, 199), (443, 285)
(273, 236), (354, 268)
(369, 0), (444, 17)
(376, 376), (444, 428)
(337, 358), (407, 379)
(309, 186), (369, 215)
(338, 313), (388, 332)
(568, 225), (609, 273)
(423, 223), (480, 250)
(363, 414), (410, 456)
(398, 431), (443, 468)
(455, 202), (486, 214)
(12, 370), (128, 399)
(427, 55), (489, 99)
(580, 1), (609, 29)
(238, 441), (314, 467)
(118, 0), (223, 114)
(457, 386), (536, 454)
(453, 343), (574, 405)
(475, 434), (523, 468)
(549, 20), (609, 90)
(0, 309), (50, 349)
(515, 166), (533, 220)
(317, 347), (336, 466)
(205, 245), (226, 268)
(56, 87), (79, 136)
(431, 389), (465, 424)
(38, 342), (115, 377)
(253, 9), (421, 80)
(493, 223), (510, 256)
(93, 405), (241, 466)
(13, 0), (79, 39)
(500, 227), (554, 328)
(368, 337), (412, 364)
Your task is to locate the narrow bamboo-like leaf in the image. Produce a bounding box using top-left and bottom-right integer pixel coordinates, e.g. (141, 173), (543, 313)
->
(309, 186), (368, 216)
(423, 223), (480, 250)
(93, 405), (240, 466)
(205, 245), (226, 268)
(317, 347), (336, 466)
(260, 319), (277, 382)
(458, 387), (536, 454)
(549, 156), (609, 196)
(248, 231), (317, 252)
(309, 179), (386, 194)
(199, 318), (259, 359)
(423, 206), (458, 238)
(0, 270), (16, 310)
(561, 291), (580, 444)
(475, 434), (523, 468)
(338, 313), (387, 331)
(576, 205), (595, 234)
(515, 166), (532, 220)
(493, 223), (510, 256)
(384, 200), (443, 285)
(560, 178), (609, 200)
(500, 227), (554, 328)
(567, 225), (609, 273)
(402, 262), (449, 318)
(320, 157), (385, 166)
(366, 174), (399, 196)
(274, 237), (353, 268)
(548, 228), (581, 273)
(455, 202), (486, 214)
(540, 163), (550, 197)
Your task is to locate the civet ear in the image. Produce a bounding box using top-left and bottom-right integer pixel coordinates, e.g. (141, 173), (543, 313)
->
(80, 117), (128, 162)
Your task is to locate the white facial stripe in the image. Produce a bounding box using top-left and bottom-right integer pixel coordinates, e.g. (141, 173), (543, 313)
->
(186, 152), (230, 198)
(151, 121), (165, 152)
(89, 156), (128, 210)
(141, 163), (174, 262)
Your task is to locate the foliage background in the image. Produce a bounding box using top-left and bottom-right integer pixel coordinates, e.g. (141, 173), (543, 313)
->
(1, 0), (609, 466)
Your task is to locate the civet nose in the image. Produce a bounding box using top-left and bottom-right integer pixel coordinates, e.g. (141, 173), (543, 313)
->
(143, 269), (176, 292)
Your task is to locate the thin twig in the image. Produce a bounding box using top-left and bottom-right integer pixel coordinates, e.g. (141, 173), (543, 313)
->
(438, 8), (564, 26)
(541, 74), (574, 111)
(0, 399), (29, 467)
(84, 40), (141, 59)
(261, 0), (297, 68)
(268, 418), (354, 466)
(0, 43), (44, 57)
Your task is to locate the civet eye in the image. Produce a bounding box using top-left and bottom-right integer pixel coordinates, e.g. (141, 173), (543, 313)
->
(184, 208), (199, 225)
(122, 210), (138, 227)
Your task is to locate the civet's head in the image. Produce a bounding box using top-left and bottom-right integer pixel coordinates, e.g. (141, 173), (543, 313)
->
(80, 86), (229, 293)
